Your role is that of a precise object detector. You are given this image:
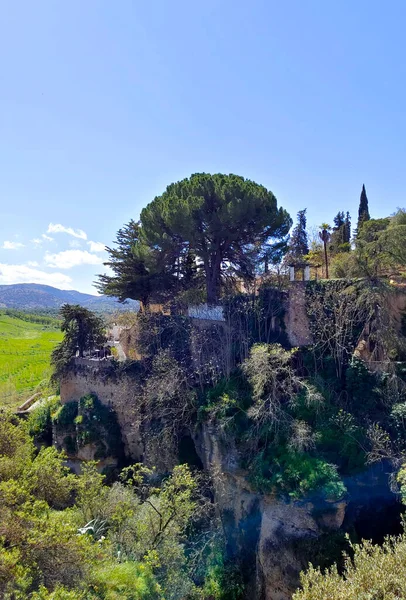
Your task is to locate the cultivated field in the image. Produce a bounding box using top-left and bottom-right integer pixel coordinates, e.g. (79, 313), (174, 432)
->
(0, 311), (62, 408)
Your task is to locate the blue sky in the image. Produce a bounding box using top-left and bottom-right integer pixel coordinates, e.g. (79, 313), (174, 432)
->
(0, 1), (405, 294)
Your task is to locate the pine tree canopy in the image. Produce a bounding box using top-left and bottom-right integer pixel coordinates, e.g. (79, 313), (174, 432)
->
(97, 174), (291, 305)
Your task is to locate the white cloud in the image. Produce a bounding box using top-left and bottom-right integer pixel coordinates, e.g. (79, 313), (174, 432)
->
(69, 239), (82, 249)
(0, 263), (72, 288)
(87, 241), (106, 253)
(2, 241), (25, 250)
(27, 261), (39, 267)
(31, 233), (54, 246)
(31, 234), (53, 246)
(44, 249), (104, 269)
(47, 223), (87, 240)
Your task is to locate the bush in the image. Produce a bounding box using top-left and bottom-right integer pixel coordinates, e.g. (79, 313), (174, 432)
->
(89, 561), (162, 599)
(198, 373), (251, 437)
(53, 401), (78, 428)
(293, 532), (406, 600)
(28, 396), (61, 443)
(248, 447), (346, 500)
(202, 546), (244, 600)
(345, 358), (378, 414)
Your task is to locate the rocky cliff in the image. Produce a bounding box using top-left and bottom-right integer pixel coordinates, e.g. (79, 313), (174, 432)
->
(59, 365), (402, 600)
(194, 423), (400, 599)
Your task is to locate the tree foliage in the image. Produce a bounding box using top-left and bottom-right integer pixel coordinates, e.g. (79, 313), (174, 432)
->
(0, 410), (237, 600)
(293, 532), (406, 600)
(97, 220), (182, 309)
(330, 211), (351, 253)
(51, 305), (106, 379)
(356, 183), (370, 236)
(340, 211), (406, 278)
(102, 173), (291, 305)
(288, 209), (309, 262)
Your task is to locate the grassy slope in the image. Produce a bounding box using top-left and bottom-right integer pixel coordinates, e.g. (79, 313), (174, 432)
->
(0, 311), (62, 408)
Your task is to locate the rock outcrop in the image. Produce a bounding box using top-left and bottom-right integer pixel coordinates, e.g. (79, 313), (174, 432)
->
(59, 366), (401, 600)
(194, 423), (349, 599)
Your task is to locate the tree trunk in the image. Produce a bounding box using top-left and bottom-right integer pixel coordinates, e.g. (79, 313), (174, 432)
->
(205, 253), (222, 304)
(206, 273), (219, 305)
(324, 242), (329, 279)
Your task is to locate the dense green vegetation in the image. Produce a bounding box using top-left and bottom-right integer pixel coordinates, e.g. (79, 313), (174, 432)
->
(0, 311), (62, 407)
(1, 176), (406, 598)
(293, 465), (406, 599)
(51, 305), (106, 381)
(98, 176), (406, 315)
(97, 173), (292, 306)
(0, 407), (242, 599)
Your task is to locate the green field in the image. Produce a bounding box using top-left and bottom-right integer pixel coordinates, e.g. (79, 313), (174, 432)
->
(0, 310), (63, 408)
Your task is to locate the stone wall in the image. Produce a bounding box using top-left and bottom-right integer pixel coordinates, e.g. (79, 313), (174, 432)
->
(284, 283), (312, 347)
(60, 365), (144, 460)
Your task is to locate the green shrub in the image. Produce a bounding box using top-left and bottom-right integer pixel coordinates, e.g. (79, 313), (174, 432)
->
(345, 357), (378, 412)
(200, 374), (248, 416)
(248, 447), (346, 500)
(28, 396), (61, 442)
(89, 561), (162, 599)
(31, 585), (88, 599)
(52, 395), (123, 460)
(202, 546), (244, 600)
(317, 410), (366, 473)
(53, 401), (78, 428)
(293, 532), (406, 600)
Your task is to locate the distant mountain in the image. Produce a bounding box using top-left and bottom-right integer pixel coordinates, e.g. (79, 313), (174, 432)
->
(0, 284), (139, 312)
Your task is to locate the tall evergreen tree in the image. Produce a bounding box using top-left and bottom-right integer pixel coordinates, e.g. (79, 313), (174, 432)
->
(100, 174), (291, 305)
(357, 184), (370, 236)
(96, 220), (178, 309)
(344, 211), (351, 243)
(333, 211), (345, 230)
(331, 211), (345, 247)
(288, 209), (309, 260)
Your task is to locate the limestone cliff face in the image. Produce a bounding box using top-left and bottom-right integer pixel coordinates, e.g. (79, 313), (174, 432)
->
(59, 368), (400, 600)
(194, 424), (348, 599)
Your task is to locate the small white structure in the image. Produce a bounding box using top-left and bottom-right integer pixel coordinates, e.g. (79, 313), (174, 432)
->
(188, 303), (225, 321)
(289, 262), (311, 282)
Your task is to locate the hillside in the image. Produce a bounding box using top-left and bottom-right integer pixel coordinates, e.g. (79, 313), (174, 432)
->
(0, 283), (138, 312)
(0, 310), (63, 407)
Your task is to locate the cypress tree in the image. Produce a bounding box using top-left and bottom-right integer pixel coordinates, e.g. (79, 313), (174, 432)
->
(357, 184), (370, 235)
(344, 211), (351, 243)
